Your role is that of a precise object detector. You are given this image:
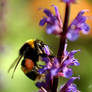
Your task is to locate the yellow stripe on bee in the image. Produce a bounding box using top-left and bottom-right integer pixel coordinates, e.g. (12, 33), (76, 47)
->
(26, 39), (35, 48)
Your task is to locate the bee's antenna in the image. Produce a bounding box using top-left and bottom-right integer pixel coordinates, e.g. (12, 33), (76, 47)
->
(11, 55), (22, 78)
(8, 56), (20, 73)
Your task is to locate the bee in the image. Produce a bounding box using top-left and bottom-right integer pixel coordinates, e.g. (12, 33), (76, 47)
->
(8, 39), (51, 80)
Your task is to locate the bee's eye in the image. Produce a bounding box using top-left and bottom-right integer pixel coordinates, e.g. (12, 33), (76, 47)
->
(25, 59), (34, 70)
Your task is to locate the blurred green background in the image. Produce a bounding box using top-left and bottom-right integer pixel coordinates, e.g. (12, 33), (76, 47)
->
(0, 0), (92, 92)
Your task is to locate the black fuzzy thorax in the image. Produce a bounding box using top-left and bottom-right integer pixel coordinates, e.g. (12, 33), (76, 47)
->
(19, 42), (39, 66)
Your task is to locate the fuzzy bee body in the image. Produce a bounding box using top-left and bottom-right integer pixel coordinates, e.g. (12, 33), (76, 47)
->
(8, 39), (51, 80)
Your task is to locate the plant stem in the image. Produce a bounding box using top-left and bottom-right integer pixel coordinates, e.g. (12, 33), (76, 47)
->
(57, 3), (70, 62)
(52, 3), (70, 92)
(52, 77), (58, 92)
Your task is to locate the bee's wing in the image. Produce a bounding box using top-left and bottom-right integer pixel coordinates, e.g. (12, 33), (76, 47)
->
(8, 55), (23, 78)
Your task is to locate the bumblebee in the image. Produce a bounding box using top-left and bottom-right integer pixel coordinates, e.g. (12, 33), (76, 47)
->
(8, 39), (51, 80)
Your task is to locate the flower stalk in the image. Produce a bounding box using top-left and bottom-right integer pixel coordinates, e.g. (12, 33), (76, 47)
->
(52, 3), (70, 92)
(57, 3), (70, 62)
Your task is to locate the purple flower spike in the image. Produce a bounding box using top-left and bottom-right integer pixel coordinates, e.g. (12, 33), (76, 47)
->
(67, 10), (90, 41)
(62, 0), (76, 3)
(39, 6), (63, 35)
(60, 77), (80, 92)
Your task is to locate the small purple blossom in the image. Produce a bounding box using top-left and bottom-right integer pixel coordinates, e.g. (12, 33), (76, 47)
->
(40, 7), (90, 42)
(40, 6), (63, 35)
(58, 47), (80, 78)
(58, 49), (80, 78)
(60, 77), (80, 92)
(63, 49), (80, 66)
(67, 10), (90, 41)
(62, 0), (76, 3)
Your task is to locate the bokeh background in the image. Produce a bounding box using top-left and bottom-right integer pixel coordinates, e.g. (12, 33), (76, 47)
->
(0, 0), (92, 92)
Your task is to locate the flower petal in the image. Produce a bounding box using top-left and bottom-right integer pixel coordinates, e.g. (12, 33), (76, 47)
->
(67, 9), (90, 41)
(81, 23), (90, 34)
(63, 67), (73, 78)
(60, 77), (80, 92)
(44, 9), (52, 17)
(40, 17), (47, 26)
(67, 30), (79, 41)
(69, 50), (80, 58)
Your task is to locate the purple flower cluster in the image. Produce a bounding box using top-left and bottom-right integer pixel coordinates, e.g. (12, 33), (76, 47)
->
(40, 6), (90, 41)
(37, 0), (90, 92)
(36, 44), (80, 92)
(67, 10), (90, 41)
(60, 77), (80, 92)
(40, 6), (63, 35)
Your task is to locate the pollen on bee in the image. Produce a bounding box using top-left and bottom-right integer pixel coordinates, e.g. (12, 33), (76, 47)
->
(25, 59), (34, 70)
